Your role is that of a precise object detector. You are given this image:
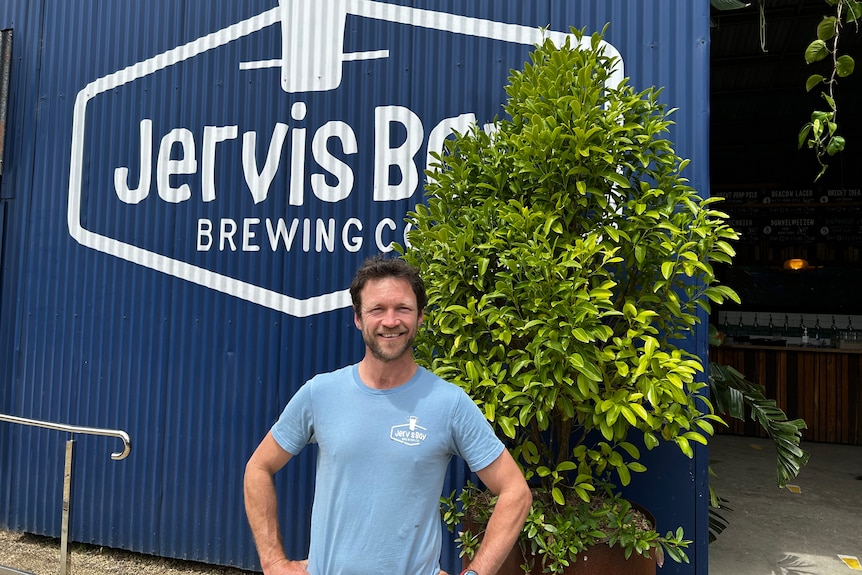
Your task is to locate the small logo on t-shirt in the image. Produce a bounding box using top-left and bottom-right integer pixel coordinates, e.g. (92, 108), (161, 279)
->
(390, 416), (427, 446)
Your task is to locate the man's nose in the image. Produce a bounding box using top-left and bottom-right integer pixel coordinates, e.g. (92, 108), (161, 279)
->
(381, 309), (401, 326)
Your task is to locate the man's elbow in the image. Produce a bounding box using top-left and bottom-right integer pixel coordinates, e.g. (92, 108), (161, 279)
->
(498, 475), (532, 524)
(244, 455), (274, 496)
(515, 480), (532, 520)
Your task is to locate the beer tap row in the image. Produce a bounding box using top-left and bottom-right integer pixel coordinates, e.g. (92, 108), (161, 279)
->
(716, 311), (862, 349)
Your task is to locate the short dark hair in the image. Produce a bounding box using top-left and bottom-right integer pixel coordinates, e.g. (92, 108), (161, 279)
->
(349, 255), (427, 316)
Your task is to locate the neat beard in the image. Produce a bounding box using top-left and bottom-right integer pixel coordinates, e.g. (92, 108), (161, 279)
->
(363, 329), (416, 362)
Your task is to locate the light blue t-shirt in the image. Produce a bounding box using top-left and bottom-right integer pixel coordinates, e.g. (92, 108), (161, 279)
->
(271, 364), (504, 575)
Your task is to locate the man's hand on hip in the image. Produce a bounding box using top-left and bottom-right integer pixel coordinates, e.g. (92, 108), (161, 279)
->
(264, 558), (308, 575)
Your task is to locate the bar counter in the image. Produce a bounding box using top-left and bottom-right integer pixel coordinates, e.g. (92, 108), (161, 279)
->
(710, 343), (862, 445)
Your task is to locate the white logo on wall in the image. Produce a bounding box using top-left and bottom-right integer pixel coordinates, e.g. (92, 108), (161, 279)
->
(68, 0), (622, 317)
(390, 416), (427, 446)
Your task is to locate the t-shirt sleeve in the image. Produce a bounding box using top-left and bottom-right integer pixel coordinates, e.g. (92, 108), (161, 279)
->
(270, 381), (316, 456)
(451, 389), (505, 472)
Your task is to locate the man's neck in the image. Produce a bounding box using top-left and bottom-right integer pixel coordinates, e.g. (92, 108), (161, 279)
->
(357, 356), (419, 390)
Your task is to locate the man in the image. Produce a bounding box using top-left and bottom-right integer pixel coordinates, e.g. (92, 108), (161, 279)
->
(244, 255), (531, 575)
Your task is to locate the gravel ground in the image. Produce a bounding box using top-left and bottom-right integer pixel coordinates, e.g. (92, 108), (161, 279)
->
(0, 529), (256, 575)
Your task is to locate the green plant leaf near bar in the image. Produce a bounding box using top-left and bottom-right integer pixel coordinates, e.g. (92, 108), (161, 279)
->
(400, 26), (741, 573)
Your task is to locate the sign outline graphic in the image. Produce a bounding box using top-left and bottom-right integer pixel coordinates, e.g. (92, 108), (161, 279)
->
(68, 1), (622, 317)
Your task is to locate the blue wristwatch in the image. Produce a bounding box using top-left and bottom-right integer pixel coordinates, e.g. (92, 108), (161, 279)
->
(461, 570), (479, 575)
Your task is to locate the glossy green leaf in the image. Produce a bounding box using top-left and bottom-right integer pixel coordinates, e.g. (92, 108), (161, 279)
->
(836, 54), (855, 78)
(804, 39), (829, 63)
(805, 74), (824, 92)
(816, 17), (837, 41)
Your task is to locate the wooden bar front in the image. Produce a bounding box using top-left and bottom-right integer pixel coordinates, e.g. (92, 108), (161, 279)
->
(710, 345), (862, 445)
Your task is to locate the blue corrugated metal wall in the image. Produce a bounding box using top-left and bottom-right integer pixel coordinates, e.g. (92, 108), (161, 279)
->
(0, 1), (711, 572)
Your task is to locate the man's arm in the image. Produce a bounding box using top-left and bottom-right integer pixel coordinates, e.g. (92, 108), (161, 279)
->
(244, 431), (308, 575)
(462, 449), (532, 575)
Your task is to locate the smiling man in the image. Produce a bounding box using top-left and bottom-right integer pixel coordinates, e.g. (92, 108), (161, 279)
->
(244, 255), (531, 575)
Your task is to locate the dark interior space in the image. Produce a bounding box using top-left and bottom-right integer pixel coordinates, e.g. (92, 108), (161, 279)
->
(710, 0), (862, 314)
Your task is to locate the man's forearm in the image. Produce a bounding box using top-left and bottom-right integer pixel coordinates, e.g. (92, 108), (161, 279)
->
(466, 486), (532, 575)
(244, 463), (288, 569)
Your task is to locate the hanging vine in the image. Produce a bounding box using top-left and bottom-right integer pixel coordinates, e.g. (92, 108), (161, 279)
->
(798, 0), (861, 180)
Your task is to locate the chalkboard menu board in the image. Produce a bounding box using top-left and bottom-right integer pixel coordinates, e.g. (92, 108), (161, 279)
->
(714, 186), (862, 314)
(719, 188), (862, 247)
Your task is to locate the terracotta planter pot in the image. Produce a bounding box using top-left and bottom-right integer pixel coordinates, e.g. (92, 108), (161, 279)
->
(461, 502), (658, 575)
(464, 542), (656, 575)
(554, 544), (656, 575)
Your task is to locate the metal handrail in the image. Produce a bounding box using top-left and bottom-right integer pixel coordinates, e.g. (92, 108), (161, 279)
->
(0, 413), (132, 575)
(0, 413), (131, 460)
(0, 566), (37, 575)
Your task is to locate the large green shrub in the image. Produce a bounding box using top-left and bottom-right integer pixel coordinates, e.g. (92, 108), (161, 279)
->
(401, 27), (739, 572)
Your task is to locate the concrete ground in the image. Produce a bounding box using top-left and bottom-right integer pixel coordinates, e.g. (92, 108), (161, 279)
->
(708, 433), (862, 575)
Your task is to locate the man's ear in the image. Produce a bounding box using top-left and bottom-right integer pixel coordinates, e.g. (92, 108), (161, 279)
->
(418, 309), (424, 326)
(354, 311), (362, 330)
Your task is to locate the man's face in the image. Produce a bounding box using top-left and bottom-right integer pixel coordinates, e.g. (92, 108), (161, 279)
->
(354, 277), (423, 363)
